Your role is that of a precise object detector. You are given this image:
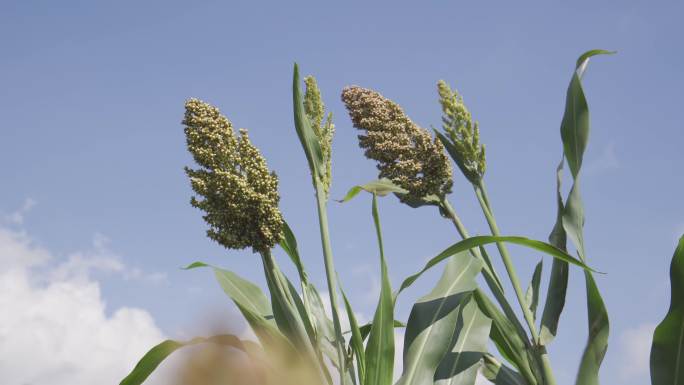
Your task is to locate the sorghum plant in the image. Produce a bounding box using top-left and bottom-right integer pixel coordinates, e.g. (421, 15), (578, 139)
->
(120, 50), (682, 385)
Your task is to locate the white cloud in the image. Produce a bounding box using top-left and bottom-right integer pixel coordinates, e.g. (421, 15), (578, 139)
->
(0, 224), (169, 385)
(619, 323), (656, 379)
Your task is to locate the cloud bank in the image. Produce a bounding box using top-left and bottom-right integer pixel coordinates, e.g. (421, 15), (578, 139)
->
(0, 223), (168, 385)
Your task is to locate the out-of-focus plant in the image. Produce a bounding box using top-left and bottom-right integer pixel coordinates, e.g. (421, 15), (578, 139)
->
(121, 51), (623, 385)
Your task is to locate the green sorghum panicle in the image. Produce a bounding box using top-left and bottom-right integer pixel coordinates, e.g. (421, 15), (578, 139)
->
(183, 98), (284, 254)
(304, 76), (334, 198)
(341, 86), (453, 202)
(437, 80), (486, 184)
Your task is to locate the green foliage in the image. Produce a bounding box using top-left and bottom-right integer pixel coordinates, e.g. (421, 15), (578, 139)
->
(116, 51), (673, 385)
(650, 235), (684, 385)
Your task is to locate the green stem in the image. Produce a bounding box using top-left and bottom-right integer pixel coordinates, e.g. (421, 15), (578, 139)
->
(475, 180), (557, 385)
(314, 180), (347, 384)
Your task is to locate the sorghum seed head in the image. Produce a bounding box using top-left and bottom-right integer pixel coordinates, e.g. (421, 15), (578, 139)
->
(304, 76), (334, 198)
(341, 86), (453, 202)
(437, 80), (486, 184)
(183, 98), (284, 254)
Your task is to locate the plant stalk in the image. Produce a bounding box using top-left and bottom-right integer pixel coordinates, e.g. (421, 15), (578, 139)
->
(474, 180), (557, 385)
(314, 179), (347, 384)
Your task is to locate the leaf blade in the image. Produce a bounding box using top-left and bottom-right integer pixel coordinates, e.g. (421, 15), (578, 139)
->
(650, 235), (684, 385)
(397, 235), (596, 297)
(397, 252), (482, 385)
(364, 194), (395, 385)
(119, 335), (248, 385)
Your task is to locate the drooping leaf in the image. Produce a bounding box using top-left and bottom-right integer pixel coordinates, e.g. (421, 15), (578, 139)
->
(358, 320), (406, 340)
(650, 235), (684, 385)
(182, 262), (295, 355)
(397, 251), (482, 385)
(396, 235), (596, 297)
(560, 50), (615, 179)
(364, 194), (395, 385)
(339, 178), (409, 203)
(184, 262), (271, 319)
(120, 335), (255, 385)
(525, 260), (543, 321)
(279, 221), (307, 284)
(540, 158), (569, 345)
(434, 295), (492, 385)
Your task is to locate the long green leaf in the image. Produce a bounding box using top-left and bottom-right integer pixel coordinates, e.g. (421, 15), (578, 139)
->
(539, 158), (569, 345)
(120, 335), (256, 385)
(557, 49), (613, 385)
(434, 295), (492, 385)
(397, 235), (595, 296)
(341, 286), (367, 383)
(397, 251), (482, 385)
(183, 262), (271, 319)
(650, 235), (684, 385)
(561, 49), (615, 179)
(183, 262), (294, 354)
(364, 194), (395, 385)
(575, 272), (609, 385)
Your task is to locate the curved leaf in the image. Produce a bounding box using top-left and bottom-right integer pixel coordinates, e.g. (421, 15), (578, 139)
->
(540, 158), (569, 345)
(120, 335), (253, 385)
(357, 320), (406, 340)
(650, 235), (684, 385)
(364, 194), (395, 385)
(397, 235), (596, 296)
(556, 49), (613, 385)
(279, 221), (307, 284)
(339, 178), (408, 203)
(182, 262), (294, 353)
(561, 50), (614, 179)
(183, 261), (271, 318)
(397, 251), (482, 385)
(341, 285), (366, 382)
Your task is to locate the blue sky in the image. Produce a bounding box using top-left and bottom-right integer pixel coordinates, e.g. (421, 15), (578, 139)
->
(1, 1), (682, 384)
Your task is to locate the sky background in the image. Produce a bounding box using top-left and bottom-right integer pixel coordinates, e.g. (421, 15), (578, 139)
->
(1, 1), (683, 384)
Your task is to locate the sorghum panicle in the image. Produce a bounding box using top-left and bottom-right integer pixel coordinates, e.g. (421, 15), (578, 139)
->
(437, 80), (486, 184)
(304, 76), (334, 198)
(341, 86), (453, 202)
(183, 98), (284, 253)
